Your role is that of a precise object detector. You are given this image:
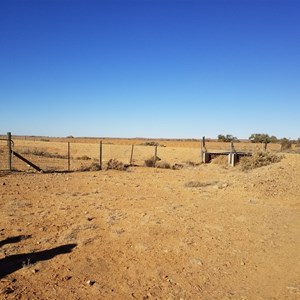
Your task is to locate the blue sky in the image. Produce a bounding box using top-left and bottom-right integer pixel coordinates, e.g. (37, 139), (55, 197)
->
(0, 0), (299, 139)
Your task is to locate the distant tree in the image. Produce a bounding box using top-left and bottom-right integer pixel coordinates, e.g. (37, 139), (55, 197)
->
(217, 134), (238, 142)
(269, 136), (278, 143)
(249, 133), (277, 144)
(279, 138), (292, 151)
(217, 134), (226, 142)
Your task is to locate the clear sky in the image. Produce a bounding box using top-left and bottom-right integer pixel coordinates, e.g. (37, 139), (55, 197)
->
(0, 0), (299, 139)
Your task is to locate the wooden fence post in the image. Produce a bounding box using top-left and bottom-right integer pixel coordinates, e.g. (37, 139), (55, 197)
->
(68, 142), (70, 171)
(154, 145), (158, 167)
(230, 141), (234, 152)
(200, 138), (203, 162)
(130, 144), (134, 166)
(7, 132), (12, 171)
(99, 141), (103, 170)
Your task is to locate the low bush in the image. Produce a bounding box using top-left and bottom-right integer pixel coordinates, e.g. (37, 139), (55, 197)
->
(144, 156), (161, 167)
(21, 149), (67, 159)
(77, 162), (100, 172)
(280, 139), (292, 151)
(155, 161), (171, 169)
(141, 141), (158, 146)
(172, 163), (184, 170)
(77, 155), (91, 160)
(240, 151), (282, 171)
(106, 159), (128, 171)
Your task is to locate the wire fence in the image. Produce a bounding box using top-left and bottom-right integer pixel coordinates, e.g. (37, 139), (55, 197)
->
(2, 140), (201, 172)
(0, 136), (286, 173)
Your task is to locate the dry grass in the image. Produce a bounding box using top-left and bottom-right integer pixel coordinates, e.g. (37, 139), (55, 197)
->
(183, 160), (201, 167)
(144, 156), (161, 167)
(77, 162), (100, 172)
(76, 155), (91, 160)
(106, 159), (128, 171)
(155, 161), (171, 169)
(240, 151), (282, 171)
(21, 149), (67, 159)
(211, 155), (228, 165)
(185, 180), (219, 188)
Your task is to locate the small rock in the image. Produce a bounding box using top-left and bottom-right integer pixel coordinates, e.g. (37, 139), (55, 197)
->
(87, 280), (95, 286)
(190, 258), (203, 266)
(248, 199), (257, 204)
(31, 268), (39, 274)
(63, 275), (72, 281)
(2, 182), (6, 186)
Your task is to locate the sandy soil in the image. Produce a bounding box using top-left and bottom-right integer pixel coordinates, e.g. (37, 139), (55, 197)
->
(0, 153), (300, 299)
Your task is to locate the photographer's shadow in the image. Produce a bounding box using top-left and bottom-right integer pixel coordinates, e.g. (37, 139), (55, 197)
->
(0, 235), (76, 278)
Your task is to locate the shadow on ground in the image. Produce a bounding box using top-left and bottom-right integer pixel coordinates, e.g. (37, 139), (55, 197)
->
(0, 235), (76, 278)
(0, 235), (31, 248)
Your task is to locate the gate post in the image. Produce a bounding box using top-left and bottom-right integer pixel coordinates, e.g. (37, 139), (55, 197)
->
(7, 132), (12, 171)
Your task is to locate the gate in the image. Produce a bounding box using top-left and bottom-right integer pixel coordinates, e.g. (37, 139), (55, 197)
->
(0, 133), (42, 172)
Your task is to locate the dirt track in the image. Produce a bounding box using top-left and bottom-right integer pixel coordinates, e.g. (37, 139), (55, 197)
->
(1, 154), (300, 299)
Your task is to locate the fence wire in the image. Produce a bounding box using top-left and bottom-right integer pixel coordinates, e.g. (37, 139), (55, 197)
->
(2, 138), (284, 173)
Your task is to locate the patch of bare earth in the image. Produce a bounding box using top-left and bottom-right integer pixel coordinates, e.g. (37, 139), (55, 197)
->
(0, 154), (300, 299)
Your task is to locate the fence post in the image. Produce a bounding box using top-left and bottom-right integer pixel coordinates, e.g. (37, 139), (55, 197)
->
(200, 138), (203, 162)
(201, 136), (207, 162)
(68, 142), (70, 171)
(130, 144), (134, 166)
(7, 132), (12, 171)
(154, 145), (157, 167)
(230, 141), (234, 152)
(99, 141), (102, 170)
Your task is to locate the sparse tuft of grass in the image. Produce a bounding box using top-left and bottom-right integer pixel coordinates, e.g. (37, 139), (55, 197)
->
(22, 258), (32, 268)
(184, 161), (201, 167)
(76, 155), (91, 160)
(185, 181), (219, 188)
